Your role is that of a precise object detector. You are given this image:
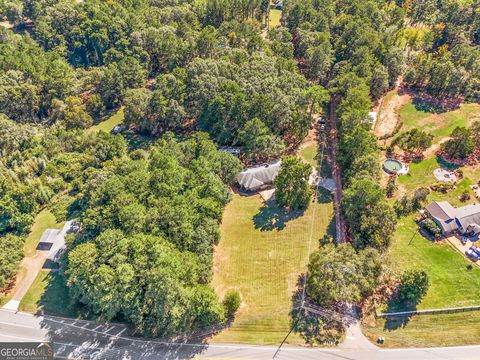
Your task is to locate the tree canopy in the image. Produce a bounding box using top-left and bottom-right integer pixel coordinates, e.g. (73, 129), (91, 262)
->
(275, 155), (312, 210)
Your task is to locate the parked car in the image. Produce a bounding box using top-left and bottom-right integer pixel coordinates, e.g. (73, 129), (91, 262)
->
(470, 246), (480, 256)
(465, 248), (480, 260)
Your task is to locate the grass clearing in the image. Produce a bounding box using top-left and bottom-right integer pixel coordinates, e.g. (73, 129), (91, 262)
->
(299, 143), (318, 168)
(19, 270), (78, 317)
(211, 193), (333, 345)
(362, 310), (480, 348)
(400, 102), (480, 143)
(24, 209), (63, 257)
(87, 107), (124, 133)
(269, 9), (281, 28)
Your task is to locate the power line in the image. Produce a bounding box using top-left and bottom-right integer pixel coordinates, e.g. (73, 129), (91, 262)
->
(273, 130), (328, 359)
(299, 130), (327, 308)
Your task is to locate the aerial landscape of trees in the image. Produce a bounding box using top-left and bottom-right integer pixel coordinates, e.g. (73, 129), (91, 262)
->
(0, 0), (479, 345)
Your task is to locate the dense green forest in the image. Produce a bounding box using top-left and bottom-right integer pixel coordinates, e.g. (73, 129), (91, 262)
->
(0, 0), (478, 339)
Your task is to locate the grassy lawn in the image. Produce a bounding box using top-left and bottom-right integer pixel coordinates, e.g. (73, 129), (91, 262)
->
(211, 193), (333, 345)
(19, 270), (78, 317)
(386, 216), (480, 310)
(372, 99), (480, 346)
(362, 310), (480, 348)
(24, 209), (64, 257)
(299, 143), (318, 168)
(269, 9), (281, 27)
(87, 107), (124, 133)
(400, 102), (480, 143)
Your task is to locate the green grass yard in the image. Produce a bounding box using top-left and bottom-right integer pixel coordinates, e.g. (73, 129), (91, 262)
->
(211, 194), (333, 345)
(299, 143), (318, 168)
(362, 310), (480, 348)
(373, 99), (480, 347)
(269, 9), (282, 28)
(400, 102), (480, 143)
(24, 208), (64, 257)
(386, 216), (480, 310)
(19, 270), (78, 317)
(363, 211), (480, 347)
(87, 107), (124, 133)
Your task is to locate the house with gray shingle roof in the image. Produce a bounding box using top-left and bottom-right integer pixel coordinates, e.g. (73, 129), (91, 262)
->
(426, 201), (480, 236)
(237, 160), (281, 192)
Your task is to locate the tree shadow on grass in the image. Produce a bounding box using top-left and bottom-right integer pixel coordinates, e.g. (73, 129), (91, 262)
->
(253, 199), (305, 231)
(319, 216), (337, 246)
(317, 187), (333, 204)
(436, 154), (461, 170)
(412, 95), (461, 114)
(382, 298), (418, 331)
(37, 271), (82, 318)
(288, 275), (344, 346)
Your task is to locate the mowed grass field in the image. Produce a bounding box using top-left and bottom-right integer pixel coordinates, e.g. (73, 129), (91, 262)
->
(87, 107), (124, 133)
(269, 9), (282, 27)
(363, 310), (480, 348)
(399, 102), (480, 142)
(211, 193), (333, 345)
(386, 216), (480, 310)
(396, 99), (480, 195)
(299, 144), (317, 168)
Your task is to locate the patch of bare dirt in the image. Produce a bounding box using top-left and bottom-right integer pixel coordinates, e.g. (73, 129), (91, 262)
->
(422, 137), (450, 158)
(374, 89), (411, 139)
(299, 125), (318, 151)
(0, 21), (14, 29)
(417, 114), (445, 128)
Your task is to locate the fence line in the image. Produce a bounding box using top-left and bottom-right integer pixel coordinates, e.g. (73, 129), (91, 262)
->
(377, 304), (480, 318)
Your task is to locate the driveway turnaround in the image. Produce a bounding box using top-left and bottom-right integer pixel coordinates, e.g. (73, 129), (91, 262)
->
(0, 309), (479, 360)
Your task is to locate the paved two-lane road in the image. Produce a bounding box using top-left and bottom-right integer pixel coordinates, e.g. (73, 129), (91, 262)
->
(0, 309), (478, 359)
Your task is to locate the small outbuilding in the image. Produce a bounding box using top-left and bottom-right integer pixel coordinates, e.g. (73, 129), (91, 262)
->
(237, 160), (281, 192)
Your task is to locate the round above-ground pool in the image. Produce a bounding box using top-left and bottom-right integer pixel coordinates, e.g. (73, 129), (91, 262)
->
(383, 158), (406, 174)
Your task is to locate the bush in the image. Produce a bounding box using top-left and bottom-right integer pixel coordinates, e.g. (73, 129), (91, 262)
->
(0, 234), (24, 289)
(412, 187), (429, 210)
(223, 290), (241, 318)
(460, 190), (471, 202)
(386, 175), (397, 198)
(430, 182), (454, 193)
(394, 195), (413, 217)
(421, 218), (442, 238)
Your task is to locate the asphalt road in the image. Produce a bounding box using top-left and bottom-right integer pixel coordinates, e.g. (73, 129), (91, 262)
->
(0, 309), (479, 360)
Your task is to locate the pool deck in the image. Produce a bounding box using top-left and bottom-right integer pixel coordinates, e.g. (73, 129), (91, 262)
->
(383, 159), (409, 175)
